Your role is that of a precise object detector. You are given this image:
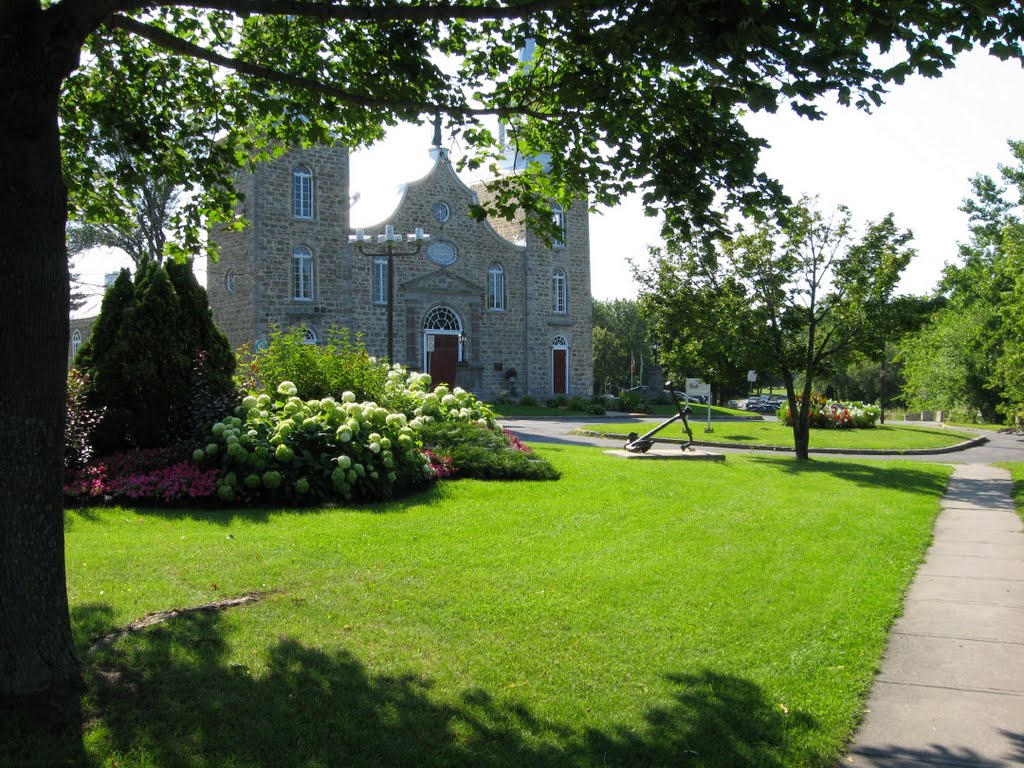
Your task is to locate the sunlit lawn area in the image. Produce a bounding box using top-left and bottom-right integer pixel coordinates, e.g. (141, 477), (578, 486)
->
(12, 446), (952, 767)
(582, 419), (973, 451)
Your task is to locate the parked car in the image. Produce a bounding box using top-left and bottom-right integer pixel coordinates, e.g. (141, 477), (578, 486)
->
(726, 399), (740, 409)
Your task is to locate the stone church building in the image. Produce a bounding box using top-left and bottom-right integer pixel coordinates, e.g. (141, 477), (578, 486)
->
(204, 139), (594, 400)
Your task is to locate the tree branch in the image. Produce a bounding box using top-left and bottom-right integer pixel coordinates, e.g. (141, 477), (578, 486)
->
(107, 14), (560, 120)
(113, 0), (585, 25)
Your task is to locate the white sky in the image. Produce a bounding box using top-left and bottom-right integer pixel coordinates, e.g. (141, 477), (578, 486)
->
(74, 46), (1024, 313)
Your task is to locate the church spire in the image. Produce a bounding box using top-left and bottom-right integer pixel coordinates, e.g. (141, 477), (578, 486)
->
(429, 114), (449, 163)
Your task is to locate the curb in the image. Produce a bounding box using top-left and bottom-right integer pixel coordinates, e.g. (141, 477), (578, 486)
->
(571, 430), (990, 456)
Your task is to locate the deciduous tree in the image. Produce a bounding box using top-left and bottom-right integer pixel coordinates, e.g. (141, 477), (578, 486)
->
(3, 0), (1023, 699)
(639, 199), (914, 458)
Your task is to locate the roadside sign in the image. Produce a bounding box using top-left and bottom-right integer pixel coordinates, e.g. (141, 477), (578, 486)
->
(747, 370), (758, 382)
(685, 377), (711, 397)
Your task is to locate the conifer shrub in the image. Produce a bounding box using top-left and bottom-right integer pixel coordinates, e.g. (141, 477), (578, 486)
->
(76, 259), (236, 451)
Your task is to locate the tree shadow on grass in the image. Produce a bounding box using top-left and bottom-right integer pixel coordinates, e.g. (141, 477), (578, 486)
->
(745, 455), (950, 497)
(69, 483), (448, 528)
(49, 608), (825, 768)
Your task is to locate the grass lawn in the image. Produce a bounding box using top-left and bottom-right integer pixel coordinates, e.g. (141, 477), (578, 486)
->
(943, 421), (1008, 432)
(581, 419), (971, 451)
(995, 461), (1024, 521)
(10, 447), (951, 767)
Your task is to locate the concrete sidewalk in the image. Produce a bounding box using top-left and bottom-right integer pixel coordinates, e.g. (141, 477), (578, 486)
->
(843, 463), (1024, 767)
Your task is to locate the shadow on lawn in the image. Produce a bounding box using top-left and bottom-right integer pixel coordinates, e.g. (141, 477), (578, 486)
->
(2, 607), (826, 767)
(746, 455), (950, 497)
(66, 483), (448, 527)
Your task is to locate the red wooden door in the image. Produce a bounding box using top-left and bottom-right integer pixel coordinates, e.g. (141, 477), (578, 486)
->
(429, 334), (458, 389)
(552, 348), (567, 394)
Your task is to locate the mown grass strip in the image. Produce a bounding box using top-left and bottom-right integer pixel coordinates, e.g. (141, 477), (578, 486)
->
(582, 420), (970, 451)
(40, 447), (953, 768)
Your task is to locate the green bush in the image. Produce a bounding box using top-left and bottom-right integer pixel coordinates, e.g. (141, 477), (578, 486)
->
(566, 395), (588, 412)
(518, 395), (538, 406)
(617, 393), (653, 414)
(196, 381), (433, 505)
(418, 421), (559, 481)
(76, 260), (235, 451)
(250, 326), (387, 403)
(381, 369), (496, 425)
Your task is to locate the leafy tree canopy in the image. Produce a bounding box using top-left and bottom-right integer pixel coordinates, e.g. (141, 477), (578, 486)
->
(5, 0), (1024, 700)
(49, 0), (1024, 250)
(638, 198), (915, 458)
(901, 139), (1024, 421)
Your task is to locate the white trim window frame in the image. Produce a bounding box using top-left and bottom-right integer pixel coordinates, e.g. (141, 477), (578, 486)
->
(487, 263), (505, 311)
(293, 245), (314, 301)
(552, 268), (568, 314)
(551, 204), (566, 248)
(292, 165), (314, 220)
(373, 256), (388, 304)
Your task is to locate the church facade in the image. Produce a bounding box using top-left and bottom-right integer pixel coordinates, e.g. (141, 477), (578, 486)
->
(205, 142), (594, 400)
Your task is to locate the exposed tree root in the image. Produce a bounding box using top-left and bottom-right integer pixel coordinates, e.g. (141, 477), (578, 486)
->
(88, 592), (272, 655)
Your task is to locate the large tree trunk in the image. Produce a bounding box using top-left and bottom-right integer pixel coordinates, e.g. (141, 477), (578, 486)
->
(0, 10), (82, 697)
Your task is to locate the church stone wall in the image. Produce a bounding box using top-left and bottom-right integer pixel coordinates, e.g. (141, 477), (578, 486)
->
(205, 144), (593, 400)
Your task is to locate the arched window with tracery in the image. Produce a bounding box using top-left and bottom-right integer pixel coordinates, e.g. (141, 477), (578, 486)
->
(293, 165), (313, 219)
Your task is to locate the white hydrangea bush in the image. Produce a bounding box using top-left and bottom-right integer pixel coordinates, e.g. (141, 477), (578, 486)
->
(196, 380), (433, 504)
(382, 366), (496, 427)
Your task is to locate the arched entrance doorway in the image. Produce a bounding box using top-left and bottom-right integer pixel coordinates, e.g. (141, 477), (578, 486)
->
(551, 336), (569, 395)
(423, 306), (463, 388)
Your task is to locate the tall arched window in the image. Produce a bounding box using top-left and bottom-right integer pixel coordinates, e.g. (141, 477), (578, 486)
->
(292, 165), (313, 219)
(293, 245), (313, 300)
(551, 204), (566, 248)
(70, 329), (82, 362)
(552, 268), (568, 314)
(488, 264), (505, 311)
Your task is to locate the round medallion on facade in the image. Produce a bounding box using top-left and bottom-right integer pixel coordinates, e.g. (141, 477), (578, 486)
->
(426, 240), (458, 266)
(431, 200), (451, 223)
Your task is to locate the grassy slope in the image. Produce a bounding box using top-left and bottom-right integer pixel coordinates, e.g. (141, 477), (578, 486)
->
(583, 420), (970, 450)
(42, 447), (950, 768)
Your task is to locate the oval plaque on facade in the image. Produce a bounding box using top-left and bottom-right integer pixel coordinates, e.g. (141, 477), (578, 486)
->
(427, 241), (458, 266)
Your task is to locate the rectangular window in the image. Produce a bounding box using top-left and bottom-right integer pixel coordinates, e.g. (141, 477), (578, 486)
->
(553, 269), (568, 314)
(552, 205), (566, 248)
(488, 265), (505, 311)
(294, 249), (313, 300)
(373, 256), (388, 304)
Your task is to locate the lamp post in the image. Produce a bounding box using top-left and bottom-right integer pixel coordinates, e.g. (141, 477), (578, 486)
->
(349, 224), (428, 363)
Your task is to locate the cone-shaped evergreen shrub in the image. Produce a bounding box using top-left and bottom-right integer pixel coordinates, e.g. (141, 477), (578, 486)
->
(78, 258), (236, 451)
